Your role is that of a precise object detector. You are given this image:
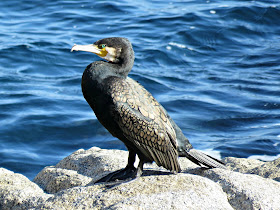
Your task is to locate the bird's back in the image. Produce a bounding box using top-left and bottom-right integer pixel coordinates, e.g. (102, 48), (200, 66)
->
(106, 77), (181, 173)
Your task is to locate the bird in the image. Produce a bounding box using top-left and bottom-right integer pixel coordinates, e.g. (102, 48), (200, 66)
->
(71, 37), (226, 182)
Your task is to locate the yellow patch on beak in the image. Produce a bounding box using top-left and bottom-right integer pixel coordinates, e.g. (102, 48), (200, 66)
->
(98, 47), (108, 57)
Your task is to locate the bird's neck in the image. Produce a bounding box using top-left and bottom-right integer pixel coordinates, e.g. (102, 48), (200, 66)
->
(117, 46), (134, 77)
(117, 58), (134, 77)
(85, 59), (132, 84)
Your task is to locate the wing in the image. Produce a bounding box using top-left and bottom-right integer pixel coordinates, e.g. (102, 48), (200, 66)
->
(108, 77), (181, 173)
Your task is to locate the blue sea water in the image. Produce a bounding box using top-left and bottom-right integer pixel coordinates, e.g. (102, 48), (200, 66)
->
(0, 0), (280, 180)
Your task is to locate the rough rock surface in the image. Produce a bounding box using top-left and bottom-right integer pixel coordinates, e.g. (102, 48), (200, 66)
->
(225, 157), (280, 182)
(1, 147), (280, 210)
(0, 168), (51, 210)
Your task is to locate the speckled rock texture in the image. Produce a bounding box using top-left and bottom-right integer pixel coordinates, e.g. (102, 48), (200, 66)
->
(1, 147), (279, 210)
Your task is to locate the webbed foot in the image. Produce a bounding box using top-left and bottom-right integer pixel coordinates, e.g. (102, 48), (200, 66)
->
(95, 166), (137, 183)
(94, 160), (144, 184)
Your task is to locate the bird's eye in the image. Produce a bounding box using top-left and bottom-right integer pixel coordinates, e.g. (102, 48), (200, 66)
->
(101, 44), (106, 48)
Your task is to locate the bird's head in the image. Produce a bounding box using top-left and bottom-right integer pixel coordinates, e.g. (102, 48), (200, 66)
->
(71, 37), (132, 63)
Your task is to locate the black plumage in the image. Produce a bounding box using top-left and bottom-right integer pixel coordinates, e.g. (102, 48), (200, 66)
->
(71, 37), (226, 182)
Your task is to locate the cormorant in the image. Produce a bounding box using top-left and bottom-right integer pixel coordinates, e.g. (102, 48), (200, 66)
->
(71, 37), (226, 182)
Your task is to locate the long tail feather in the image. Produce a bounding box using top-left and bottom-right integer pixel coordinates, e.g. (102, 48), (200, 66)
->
(186, 149), (227, 169)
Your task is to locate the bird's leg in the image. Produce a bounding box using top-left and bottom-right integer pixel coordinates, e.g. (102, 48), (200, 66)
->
(135, 160), (144, 178)
(94, 151), (137, 183)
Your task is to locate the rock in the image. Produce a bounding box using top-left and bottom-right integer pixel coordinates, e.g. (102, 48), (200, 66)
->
(55, 147), (128, 179)
(198, 169), (280, 210)
(33, 147), (129, 193)
(33, 166), (92, 194)
(1, 147), (280, 209)
(40, 174), (232, 210)
(106, 174), (232, 210)
(224, 157), (280, 182)
(0, 168), (51, 210)
(249, 158), (280, 181)
(224, 157), (264, 173)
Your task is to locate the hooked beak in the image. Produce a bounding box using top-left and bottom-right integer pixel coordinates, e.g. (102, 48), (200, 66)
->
(71, 44), (103, 55)
(71, 43), (119, 62)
